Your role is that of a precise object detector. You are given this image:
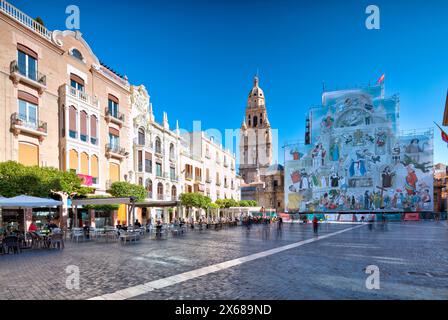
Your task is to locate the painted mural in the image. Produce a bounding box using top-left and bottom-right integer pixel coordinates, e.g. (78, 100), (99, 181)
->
(284, 84), (434, 213)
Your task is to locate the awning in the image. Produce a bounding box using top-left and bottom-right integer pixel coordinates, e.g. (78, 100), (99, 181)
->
(0, 195), (62, 208)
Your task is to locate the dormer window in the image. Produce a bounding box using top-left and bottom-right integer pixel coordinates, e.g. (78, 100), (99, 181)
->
(70, 48), (84, 61)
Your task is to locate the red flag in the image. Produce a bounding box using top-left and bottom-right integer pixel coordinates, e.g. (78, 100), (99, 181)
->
(442, 131), (448, 144)
(377, 74), (385, 84)
(435, 122), (448, 143)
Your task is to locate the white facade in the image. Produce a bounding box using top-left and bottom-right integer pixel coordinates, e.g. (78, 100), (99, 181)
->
(130, 85), (182, 222)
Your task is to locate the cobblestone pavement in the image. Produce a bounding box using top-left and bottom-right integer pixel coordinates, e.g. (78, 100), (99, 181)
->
(0, 221), (447, 300)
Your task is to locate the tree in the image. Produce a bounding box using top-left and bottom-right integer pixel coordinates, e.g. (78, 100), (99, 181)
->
(108, 181), (146, 202)
(180, 193), (211, 219)
(34, 17), (45, 26)
(0, 161), (93, 228)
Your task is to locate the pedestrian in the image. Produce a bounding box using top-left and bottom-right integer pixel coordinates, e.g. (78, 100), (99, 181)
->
(278, 216), (283, 230)
(312, 216), (319, 235)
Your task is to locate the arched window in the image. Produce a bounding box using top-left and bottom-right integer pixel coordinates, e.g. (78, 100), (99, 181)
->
(146, 179), (153, 198)
(80, 152), (89, 175)
(138, 177), (143, 186)
(157, 182), (163, 200)
(253, 116), (258, 128)
(171, 185), (177, 199)
(69, 106), (77, 138)
(138, 128), (145, 146)
(90, 115), (98, 145)
(69, 149), (78, 172)
(71, 48), (84, 61)
(80, 111), (88, 142)
(155, 137), (162, 154)
(91, 155), (99, 184)
(169, 143), (175, 159)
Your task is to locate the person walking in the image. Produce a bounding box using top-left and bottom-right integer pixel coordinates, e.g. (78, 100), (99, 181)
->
(278, 216), (283, 230)
(312, 216), (319, 235)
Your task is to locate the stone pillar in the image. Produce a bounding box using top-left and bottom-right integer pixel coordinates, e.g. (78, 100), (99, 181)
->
(89, 209), (95, 228)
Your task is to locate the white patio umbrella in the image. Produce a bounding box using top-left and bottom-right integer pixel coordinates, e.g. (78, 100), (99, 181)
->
(0, 195), (62, 239)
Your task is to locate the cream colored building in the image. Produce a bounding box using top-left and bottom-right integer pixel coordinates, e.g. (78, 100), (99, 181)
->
(130, 84), (183, 223)
(181, 131), (241, 220)
(0, 1), (132, 193)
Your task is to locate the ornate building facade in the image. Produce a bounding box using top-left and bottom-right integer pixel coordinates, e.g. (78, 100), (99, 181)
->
(239, 76), (284, 212)
(0, 1), (132, 193)
(130, 85), (183, 223)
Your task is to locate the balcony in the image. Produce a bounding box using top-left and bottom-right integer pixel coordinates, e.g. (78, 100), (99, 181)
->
(205, 153), (211, 159)
(105, 108), (125, 128)
(0, 1), (52, 40)
(185, 173), (193, 181)
(224, 183), (229, 188)
(157, 194), (164, 200)
(146, 192), (153, 199)
(133, 138), (153, 150)
(10, 60), (46, 95)
(216, 181), (221, 186)
(195, 176), (202, 183)
(62, 85), (98, 107)
(105, 143), (128, 160)
(224, 162), (229, 168)
(10, 113), (47, 142)
(170, 175), (179, 182)
(205, 177), (211, 184)
(231, 164), (235, 171)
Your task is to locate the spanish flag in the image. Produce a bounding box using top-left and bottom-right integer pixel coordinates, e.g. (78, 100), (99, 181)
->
(377, 74), (385, 84)
(435, 122), (448, 144)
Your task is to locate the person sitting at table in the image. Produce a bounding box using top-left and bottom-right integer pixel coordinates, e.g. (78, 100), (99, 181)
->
(83, 223), (90, 239)
(47, 220), (58, 231)
(28, 222), (38, 232)
(134, 219), (141, 228)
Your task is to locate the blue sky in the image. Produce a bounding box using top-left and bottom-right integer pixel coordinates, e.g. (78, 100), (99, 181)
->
(10, 0), (448, 164)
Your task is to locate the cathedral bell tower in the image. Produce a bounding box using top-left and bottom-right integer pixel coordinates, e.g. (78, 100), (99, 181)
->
(239, 75), (273, 184)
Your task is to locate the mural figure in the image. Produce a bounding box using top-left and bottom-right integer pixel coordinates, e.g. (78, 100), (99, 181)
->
(330, 171), (340, 187)
(330, 138), (340, 161)
(405, 139), (422, 162)
(404, 164), (418, 195)
(381, 166), (395, 188)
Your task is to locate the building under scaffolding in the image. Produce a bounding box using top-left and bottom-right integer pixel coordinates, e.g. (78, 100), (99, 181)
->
(284, 83), (434, 214)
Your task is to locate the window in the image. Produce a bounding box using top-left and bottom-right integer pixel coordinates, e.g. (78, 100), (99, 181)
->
(91, 155), (99, 184)
(17, 45), (37, 81)
(90, 115), (98, 145)
(71, 48), (84, 61)
(70, 73), (84, 92)
(146, 179), (153, 198)
(18, 99), (37, 128)
(138, 150), (143, 172)
(170, 167), (176, 180)
(69, 106), (77, 138)
(138, 177), (143, 186)
(155, 137), (162, 154)
(156, 162), (162, 177)
(253, 116), (258, 128)
(108, 94), (119, 118)
(109, 133), (119, 150)
(80, 152), (89, 175)
(145, 152), (152, 173)
(80, 111), (88, 142)
(69, 150), (78, 173)
(169, 143), (175, 159)
(18, 142), (38, 167)
(171, 186), (177, 199)
(138, 128), (145, 146)
(109, 162), (120, 183)
(157, 183), (163, 199)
